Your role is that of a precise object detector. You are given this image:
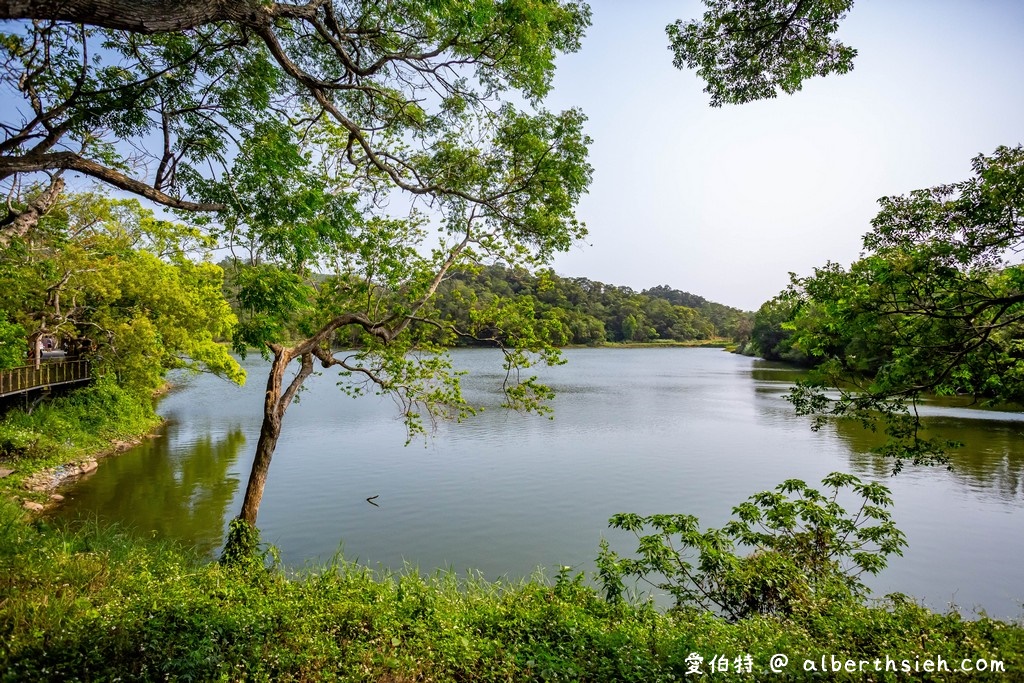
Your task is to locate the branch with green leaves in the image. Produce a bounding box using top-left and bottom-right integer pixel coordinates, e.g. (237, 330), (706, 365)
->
(752, 146), (1024, 471)
(0, 1), (592, 237)
(668, 0), (856, 106)
(597, 472), (905, 620)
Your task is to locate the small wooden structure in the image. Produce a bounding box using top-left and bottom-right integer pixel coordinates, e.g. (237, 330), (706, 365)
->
(0, 358), (92, 399)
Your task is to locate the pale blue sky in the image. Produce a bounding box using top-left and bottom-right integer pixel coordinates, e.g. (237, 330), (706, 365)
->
(543, 1), (1024, 310)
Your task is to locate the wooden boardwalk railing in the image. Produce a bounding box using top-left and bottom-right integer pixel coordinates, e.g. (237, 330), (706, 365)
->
(0, 359), (92, 398)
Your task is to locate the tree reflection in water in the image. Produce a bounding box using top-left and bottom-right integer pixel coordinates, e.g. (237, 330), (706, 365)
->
(834, 415), (1024, 503)
(49, 424), (246, 557)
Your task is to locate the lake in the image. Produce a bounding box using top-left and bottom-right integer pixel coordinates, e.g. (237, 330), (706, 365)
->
(49, 348), (1024, 619)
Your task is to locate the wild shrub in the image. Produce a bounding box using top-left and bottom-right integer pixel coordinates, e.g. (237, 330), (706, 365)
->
(0, 494), (1020, 682)
(597, 472), (906, 619)
(0, 378), (158, 467)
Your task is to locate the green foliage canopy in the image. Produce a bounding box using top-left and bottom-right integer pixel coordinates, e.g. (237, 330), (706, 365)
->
(0, 0), (592, 226)
(0, 192), (243, 394)
(751, 146), (1024, 469)
(668, 0), (857, 106)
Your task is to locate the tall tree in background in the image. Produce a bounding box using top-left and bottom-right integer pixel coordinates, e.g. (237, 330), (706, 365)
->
(0, 1), (594, 548)
(221, 110), (590, 535)
(772, 146), (1024, 470)
(0, 192), (243, 391)
(664, 3), (1024, 472)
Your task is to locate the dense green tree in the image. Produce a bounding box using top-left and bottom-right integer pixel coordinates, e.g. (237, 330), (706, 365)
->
(763, 146), (1024, 469)
(0, 0), (593, 546)
(0, 192), (243, 394)
(598, 472), (905, 619)
(642, 284), (708, 309)
(749, 288), (807, 363)
(668, 0), (857, 106)
(0, 1), (591, 236)
(643, 285), (751, 339)
(355, 265), (737, 348)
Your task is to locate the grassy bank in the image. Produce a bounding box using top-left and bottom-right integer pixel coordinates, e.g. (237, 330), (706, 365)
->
(0, 497), (1020, 682)
(0, 378), (162, 501)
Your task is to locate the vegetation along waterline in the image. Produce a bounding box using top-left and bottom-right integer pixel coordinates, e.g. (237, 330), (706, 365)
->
(1, 493), (1022, 681)
(9, 359), (1022, 681)
(0, 378), (164, 507)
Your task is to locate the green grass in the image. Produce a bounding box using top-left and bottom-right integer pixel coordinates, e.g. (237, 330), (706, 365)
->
(0, 498), (1021, 682)
(0, 377), (162, 499)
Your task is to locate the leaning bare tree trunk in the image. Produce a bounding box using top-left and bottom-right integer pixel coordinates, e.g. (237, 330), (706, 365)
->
(222, 346), (314, 565)
(238, 404), (284, 526)
(221, 257), (464, 560)
(237, 347), (314, 527)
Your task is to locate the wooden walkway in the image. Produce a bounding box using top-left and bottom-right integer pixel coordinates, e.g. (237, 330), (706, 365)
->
(0, 359), (92, 398)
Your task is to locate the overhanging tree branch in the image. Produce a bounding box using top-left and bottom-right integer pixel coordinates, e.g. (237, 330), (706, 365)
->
(0, 0), (280, 34)
(0, 153), (224, 211)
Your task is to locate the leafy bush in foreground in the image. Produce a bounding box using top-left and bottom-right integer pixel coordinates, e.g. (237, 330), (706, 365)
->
(1, 496), (1021, 682)
(598, 473), (906, 620)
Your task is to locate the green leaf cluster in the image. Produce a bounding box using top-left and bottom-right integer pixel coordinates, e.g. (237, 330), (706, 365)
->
(668, 0), (857, 106)
(0, 191), (244, 395)
(0, 0), (593, 222)
(598, 473), (906, 620)
(0, 312), (25, 370)
(750, 146), (1024, 468)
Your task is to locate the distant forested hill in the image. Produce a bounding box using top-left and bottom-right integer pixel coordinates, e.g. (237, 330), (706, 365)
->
(423, 265), (752, 346)
(221, 261), (752, 348)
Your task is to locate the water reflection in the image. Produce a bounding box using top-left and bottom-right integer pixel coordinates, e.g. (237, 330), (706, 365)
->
(51, 423), (246, 555)
(835, 416), (1024, 503)
(48, 349), (1024, 618)
(750, 359), (1024, 504)
(749, 360), (813, 387)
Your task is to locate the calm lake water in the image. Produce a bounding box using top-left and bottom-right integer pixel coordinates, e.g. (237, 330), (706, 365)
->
(50, 348), (1024, 618)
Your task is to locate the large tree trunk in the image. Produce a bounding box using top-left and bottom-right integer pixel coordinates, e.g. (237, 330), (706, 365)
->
(0, 176), (63, 246)
(239, 408), (284, 526)
(0, 0), (268, 33)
